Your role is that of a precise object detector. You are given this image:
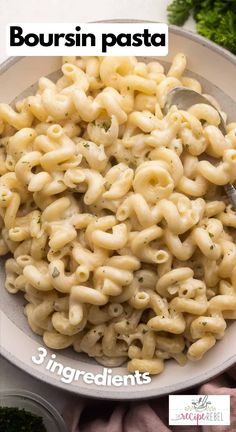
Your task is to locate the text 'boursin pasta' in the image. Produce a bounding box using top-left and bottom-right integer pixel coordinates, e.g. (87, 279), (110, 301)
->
(7, 23), (168, 56)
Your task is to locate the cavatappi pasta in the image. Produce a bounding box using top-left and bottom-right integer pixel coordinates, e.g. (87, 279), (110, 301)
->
(1, 54), (236, 375)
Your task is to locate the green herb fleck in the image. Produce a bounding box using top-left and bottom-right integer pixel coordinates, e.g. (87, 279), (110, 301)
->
(52, 267), (60, 278)
(210, 245), (214, 250)
(208, 232), (214, 238)
(83, 142), (90, 149)
(138, 277), (144, 283)
(99, 122), (110, 132)
(202, 321), (207, 326)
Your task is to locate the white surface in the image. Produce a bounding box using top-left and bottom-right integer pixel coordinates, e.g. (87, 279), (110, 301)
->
(0, 0), (195, 64)
(0, 0), (195, 412)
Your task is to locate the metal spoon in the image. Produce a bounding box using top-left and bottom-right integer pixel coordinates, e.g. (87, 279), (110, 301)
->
(164, 87), (236, 209)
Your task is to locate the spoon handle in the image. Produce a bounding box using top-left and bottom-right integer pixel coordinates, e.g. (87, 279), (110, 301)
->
(224, 184), (236, 210)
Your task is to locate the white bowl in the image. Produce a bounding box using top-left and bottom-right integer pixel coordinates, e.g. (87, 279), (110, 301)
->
(0, 24), (236, 400)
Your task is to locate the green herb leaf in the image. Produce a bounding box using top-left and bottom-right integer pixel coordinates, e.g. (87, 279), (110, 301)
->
(52, 267), (60, 278)
(167, 0), (196, 26)
(99, 122), (110, 131)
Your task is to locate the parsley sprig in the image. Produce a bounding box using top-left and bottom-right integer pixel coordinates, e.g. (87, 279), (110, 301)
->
(167, 0), (236, 54)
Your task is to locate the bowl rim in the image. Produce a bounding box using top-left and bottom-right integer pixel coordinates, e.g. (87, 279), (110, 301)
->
(1, 340), (236, 401)
(1, 343), (235, 401)
(0, 23), (236, 400)
(0, 22), (235, 74)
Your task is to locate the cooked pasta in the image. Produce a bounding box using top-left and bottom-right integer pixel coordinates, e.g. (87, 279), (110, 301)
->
(1, 53), (236, 375)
